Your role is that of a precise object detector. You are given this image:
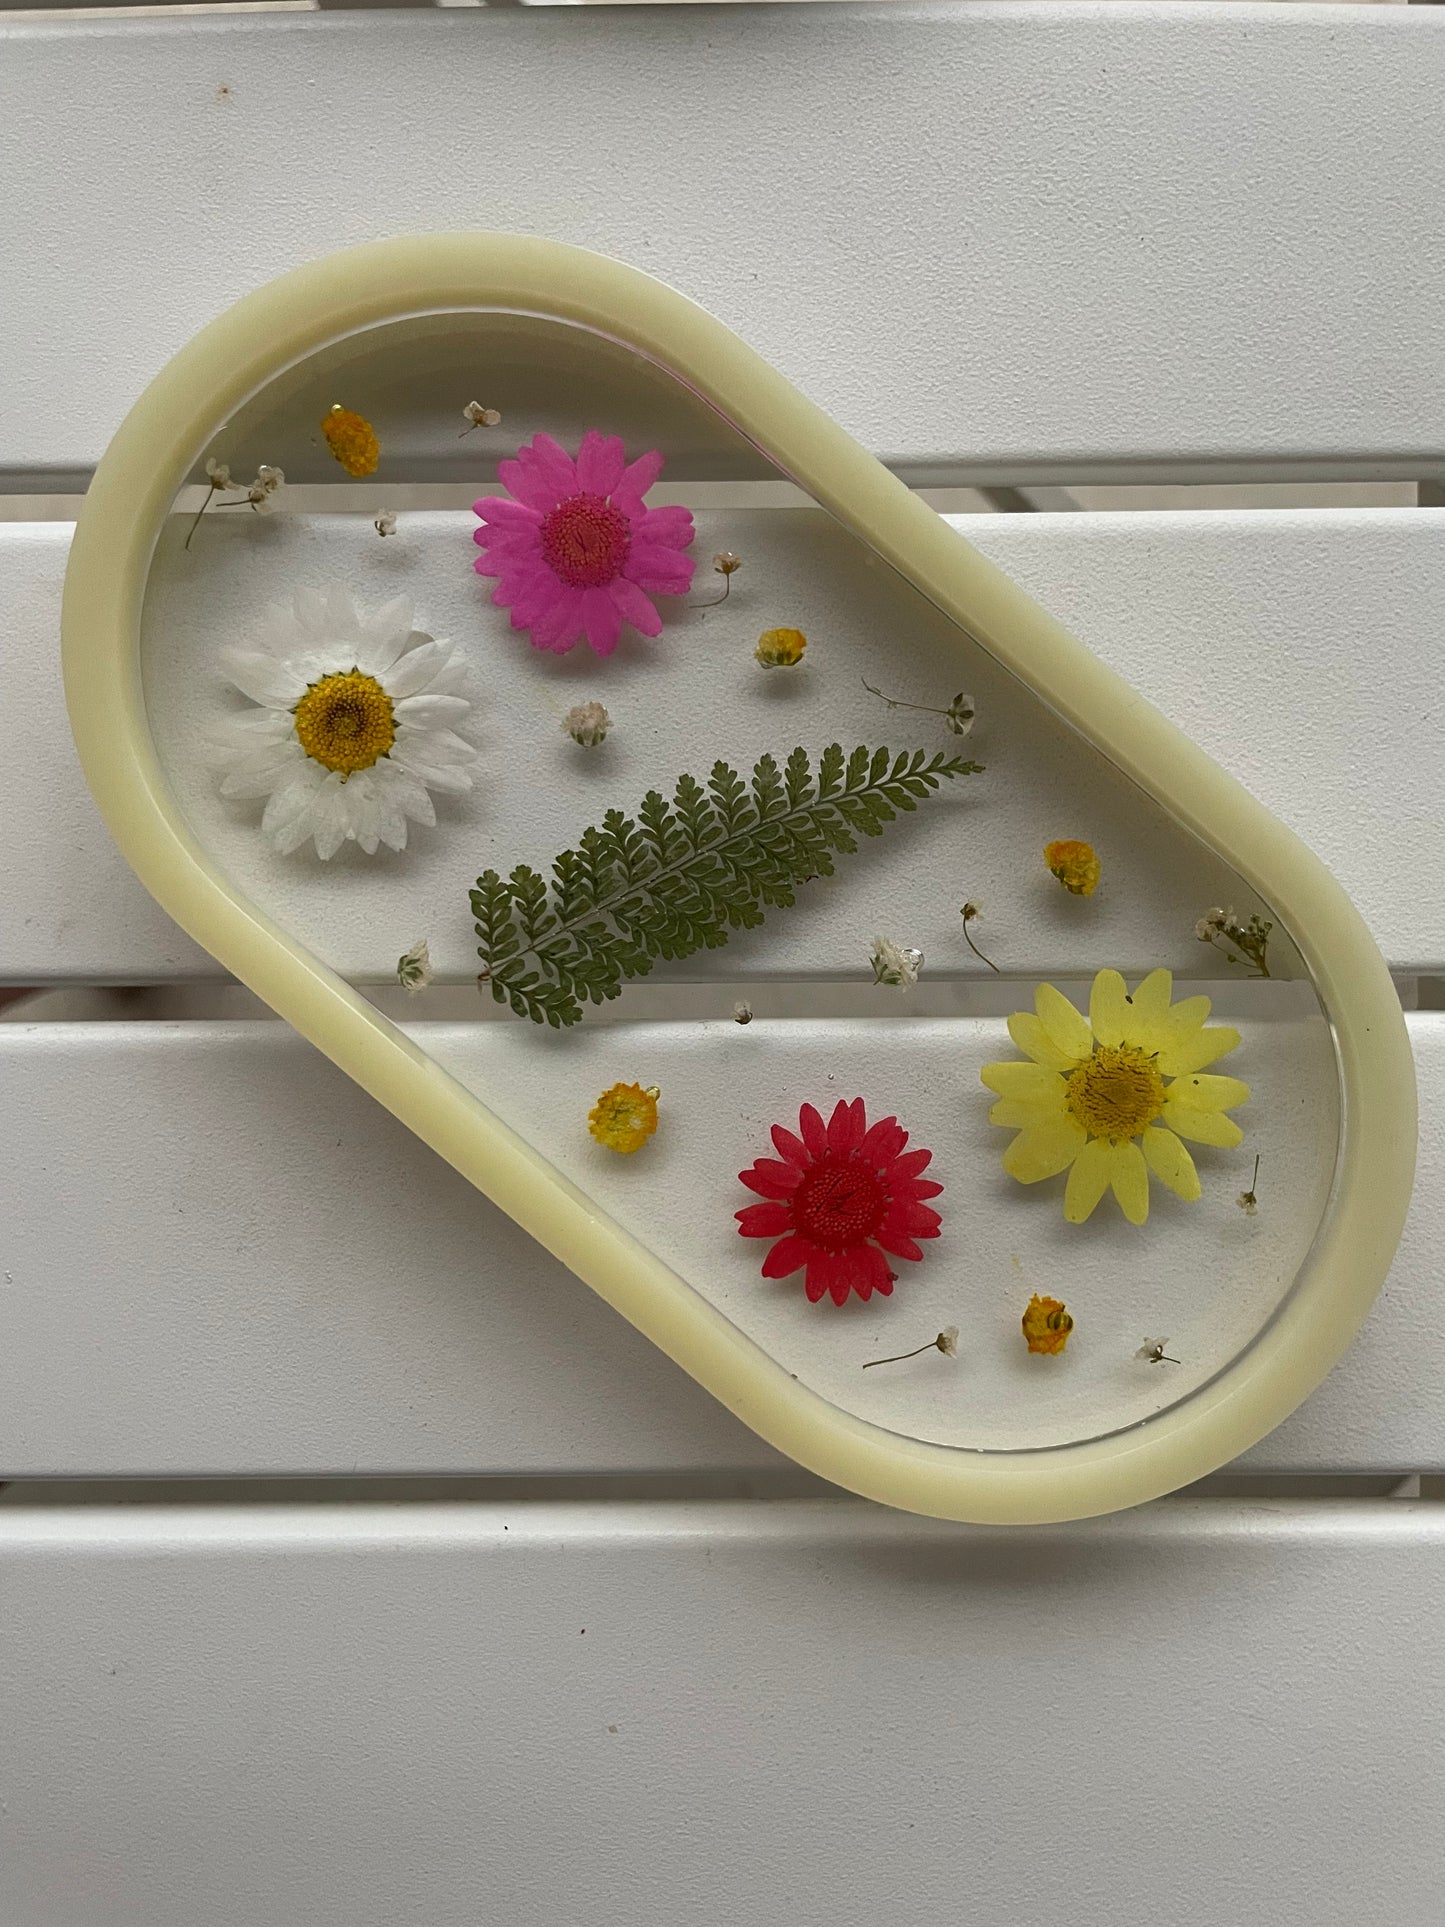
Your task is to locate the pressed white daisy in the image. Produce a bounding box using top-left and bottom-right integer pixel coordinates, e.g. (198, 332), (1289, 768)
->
(980, 967), (1250, 1226)
(210, 585), (477, 859)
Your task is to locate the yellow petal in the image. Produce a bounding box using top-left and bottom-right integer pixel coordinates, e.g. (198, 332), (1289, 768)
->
(1163, 993), (1212, 1032)
(1107, 1139), (1150, 1225)
(1089, 969), (1129, 1048)
(1007, 1011), (1078, 1072)
(1035, 983), (1093, 1061)
(1141, 1125), (1201, 1201)
(1162, 1101), (1245, 1149)
(981, 1061), (1067, 1100)
(1168, 1073), (1250, 1113)
(1063, 1136), (1113, 1221)
(1004, 1118), (1087, 1183)
(1121, 969), (1175, 1051)
(1156, 1025), (1241, 1076)
(990, 1095), (1065, 1129)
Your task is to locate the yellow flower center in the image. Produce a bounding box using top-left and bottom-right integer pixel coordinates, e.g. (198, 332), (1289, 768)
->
(1064, 1044), (1167, 1143)
(588, 1081), (661, 1155)
(755, 627), (807, 668)
(322, 405), (381, 478)
(292, 670), (395, 775)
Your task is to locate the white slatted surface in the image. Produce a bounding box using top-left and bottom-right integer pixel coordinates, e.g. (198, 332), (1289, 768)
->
(2, 1500), (1442, 1927)
(7, 511), (1445, 980)
(1, 7), (1443, 490)
(1, 1011), (1440, 1478)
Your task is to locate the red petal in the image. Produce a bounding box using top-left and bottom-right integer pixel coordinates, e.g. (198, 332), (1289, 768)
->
(895, 1177), (944, 1202)
(875, 1227), (924, 1262)
(827, 1097), (866, 1153)
(739, 1158), (804, 1199)
(798, 1103), (828, 1158)
(890, 1201), (942, 1237)
(769, 1124), (809, 1168)
(804, 1267), (828, 1303)
(887, 1147), (934, 1180)
(852, 1245), (893, 1300)
(735, 1202), (792, 1239)
(761, 1235), (817, 1279)
(860, 1116), (906, 1163)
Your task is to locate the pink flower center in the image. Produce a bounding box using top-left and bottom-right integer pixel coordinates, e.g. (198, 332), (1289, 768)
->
(539, 492), (630, 588)
(793, 1157), (887, 1252)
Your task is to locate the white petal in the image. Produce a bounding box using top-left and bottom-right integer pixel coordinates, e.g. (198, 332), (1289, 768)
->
(395, 723), (476, 764)
(261, 765), (326, 839)
(220, 648), (306, 708)
(293, 588), (330, 638)
(384, 641), (454, 700)
(393, 692), (471, 727)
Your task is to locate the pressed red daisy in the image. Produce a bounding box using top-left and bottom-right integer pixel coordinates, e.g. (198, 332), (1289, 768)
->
(735, 1098), (943, 1306)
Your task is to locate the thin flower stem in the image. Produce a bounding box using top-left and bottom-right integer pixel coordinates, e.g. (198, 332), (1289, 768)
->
(962, 920), (1001, 974)
(861, 676), (944, 718)
(689, 578), (732, 609)
(183, 483), (218, 551)
(1248, 1153), (1260, 1193)
(863, 1342), (935, 1369)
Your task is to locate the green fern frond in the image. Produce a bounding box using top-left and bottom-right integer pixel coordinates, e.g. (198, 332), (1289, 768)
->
(470, 743), (982, 1027)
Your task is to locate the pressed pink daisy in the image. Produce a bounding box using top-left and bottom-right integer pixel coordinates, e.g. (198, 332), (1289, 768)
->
(471, 430), (696, 656)
(736, 1098), (943, 1306)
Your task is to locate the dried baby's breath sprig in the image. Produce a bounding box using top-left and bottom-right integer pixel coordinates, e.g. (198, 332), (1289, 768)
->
(733, 999), (754, 1025)
(1136, 1338), (1181, 1365)
(1197, 906), (1273, 979)
(374, 510), (398, 538)
(691, 550), (744, 609)
(459, 400), (502, 437)
(396, 939), (433, 994)
(189, 461), (285, 547)
(563, 701), (612, 749)
(960, 898), (1001, 973)
(870, 935), (923, 989)
(1237, 1153), (1262, 1215)
(863, 1325), (959, 1369)
(861, 678), (976, 740)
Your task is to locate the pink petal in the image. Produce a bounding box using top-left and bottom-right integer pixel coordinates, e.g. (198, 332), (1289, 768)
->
(735, 1201), (793, 1239)
(472, 496), (542, 529)
(575, 430), (627, 496)
(610, 447), (665, 513)
(827, 1098), (866, 1154)
(769, 1125), (809, 1168)
(798, 1104), (828, 1158)
(739, 1158), (804, 1200)
(634, 503), (696, 550)
(606, 577), (664, 639)
(529, 588), (586, 652)
(860, 1117), (907, 1163)
(875, 1227), (923, 1263)
(624, 544), (696, 596)
(761, 1235), (817, 1280)
(580, 587), (624, 657)
(497, 457), (560, 513)
(520, 433), (579, 497)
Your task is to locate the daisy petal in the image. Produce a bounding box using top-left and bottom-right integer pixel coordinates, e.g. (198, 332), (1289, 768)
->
(1141, 1126), (1201, 1202)
(1007, 1011), (1078, 1072)
(606, 577), (665, 639)
(827, 1098), (866, 1153)
(735, 1201), (793, 1238)
(575, 430), (627, 497)
(769, 1125), (809, 1168)
(852, 1245), (893, 1299)
(859, 1117), (907, 1163)
(798, 1104), (828, 1158)
(1089, 969), (1129, 1049)
(1161, 1102), (1245, 1149)
(625, 543), (695, 596)
(1036, 983), (1094, 1060)
(1156, 1025), (1242, 1077)
(760, 1235), (816, 1280)
(875, 1226), (923, 1263)
(219, 649), (306, 708)
(1107, 1140), (1151, 1226)
(1168, 1073), (1250, 1113)
(1063, 1137), (1114, 1222)
(580, 587), (623, 657)
(888, 1147), (933, 1180)
(1002, 1117), (1087, 1183)
(980, 1061), (1067, 1103)
(1122, 968), (1174, 1051)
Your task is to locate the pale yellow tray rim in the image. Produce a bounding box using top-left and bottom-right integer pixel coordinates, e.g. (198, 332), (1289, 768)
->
(61, 232), (1417, 1524)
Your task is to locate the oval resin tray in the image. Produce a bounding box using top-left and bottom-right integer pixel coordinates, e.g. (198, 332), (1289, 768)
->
(61, 235), (1416, 1523)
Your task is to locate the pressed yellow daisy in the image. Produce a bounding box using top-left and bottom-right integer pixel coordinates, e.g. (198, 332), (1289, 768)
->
(981, 968), (1248, 1226)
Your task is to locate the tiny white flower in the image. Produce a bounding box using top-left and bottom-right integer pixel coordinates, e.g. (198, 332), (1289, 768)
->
(713, 551), (743, 577)
(945, 692), (977, 737)
(1136, 1338), (1179, 1365)
(209, 585), (478, 859)
(733, 999), (754, 1025)
(937, 1325), (959, 1358)
(397, 939), (432, 993)
(563, 701), (612, 748)
(205, 457), (234, 489)
(255, 463), (285, 494)
(870, 936), (922, 988)
(461, 400), (502, 432)
(375, 511), (398, 538)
